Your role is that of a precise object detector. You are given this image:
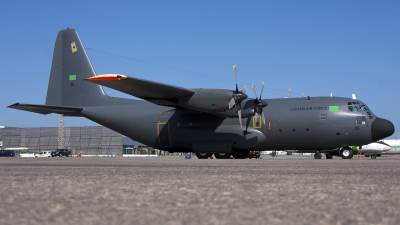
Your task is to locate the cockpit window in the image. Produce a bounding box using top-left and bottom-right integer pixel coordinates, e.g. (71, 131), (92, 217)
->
(361, 105), (369, 111)
(348, 102), (369, 112)
(349, 102), (374, 119)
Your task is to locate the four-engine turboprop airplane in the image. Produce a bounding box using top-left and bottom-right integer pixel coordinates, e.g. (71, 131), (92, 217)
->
(8, 28), (395, 159)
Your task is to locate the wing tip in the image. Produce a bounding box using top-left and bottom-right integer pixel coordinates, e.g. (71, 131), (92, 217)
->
(86, 74), (127, 81)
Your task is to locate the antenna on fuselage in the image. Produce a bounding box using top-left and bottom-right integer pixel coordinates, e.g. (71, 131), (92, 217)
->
(352, 94), (356, 100)
(288, 88), (292, 98)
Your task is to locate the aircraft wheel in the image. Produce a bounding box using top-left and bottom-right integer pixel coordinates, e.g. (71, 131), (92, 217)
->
(314, 152), (322, 159)
(232, 151), (249, 159)
(196, 153), (212, 159)
(214, 153), (232, 159)
(371, 154), (377, 159)
(326, 154), (333, 159)
(340, 147), (353, 159)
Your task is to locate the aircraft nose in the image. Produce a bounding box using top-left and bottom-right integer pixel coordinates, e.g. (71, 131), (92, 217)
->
(371, 118), (394, 142)
(382, 144), (391, 151)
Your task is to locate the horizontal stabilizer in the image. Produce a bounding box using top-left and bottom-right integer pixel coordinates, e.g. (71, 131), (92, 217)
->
(8, 103), (83, 116)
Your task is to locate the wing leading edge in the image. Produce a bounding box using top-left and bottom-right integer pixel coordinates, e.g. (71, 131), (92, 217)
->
(86, 74), (195, 107)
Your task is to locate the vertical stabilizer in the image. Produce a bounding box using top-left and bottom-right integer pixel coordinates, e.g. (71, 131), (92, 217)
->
(45, 28), (108, 107)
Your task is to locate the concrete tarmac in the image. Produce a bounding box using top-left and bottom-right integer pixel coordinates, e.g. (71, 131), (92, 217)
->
(0, 155), (399, 225)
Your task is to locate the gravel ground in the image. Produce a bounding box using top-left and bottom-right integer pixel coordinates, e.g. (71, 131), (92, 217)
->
(0, 155), (399, 225)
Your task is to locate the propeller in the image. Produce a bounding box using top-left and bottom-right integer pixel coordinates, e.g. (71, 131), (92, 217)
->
(251, 82), (268, 126)
(229, 65), (248, 128)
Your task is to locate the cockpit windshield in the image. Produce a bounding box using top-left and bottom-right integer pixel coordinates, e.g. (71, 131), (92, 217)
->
(348, 102), (373, 119)
(348, 102), (368, 112)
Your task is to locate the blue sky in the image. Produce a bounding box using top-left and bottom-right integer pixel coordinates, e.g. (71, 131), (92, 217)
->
(1, 1), (399, 139)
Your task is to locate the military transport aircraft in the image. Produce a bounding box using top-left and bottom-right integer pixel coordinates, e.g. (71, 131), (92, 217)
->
(8, 28), (395, 159)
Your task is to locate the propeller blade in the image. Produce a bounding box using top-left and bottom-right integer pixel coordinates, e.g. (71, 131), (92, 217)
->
(251, 83), (257, 98)
(233, 65), (238, 92)
(242, 85), (248, 94)
(238, 108), (242, 128)
(259, 81), (265, 99)
(262, 111), (266, 125)
(228, 98), (235, 109)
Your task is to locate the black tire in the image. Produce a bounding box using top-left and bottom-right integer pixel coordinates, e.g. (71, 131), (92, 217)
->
(340, 147), (353, 159)
(326, 154), (333, 159)
(371, 154), (377, 159)
(232, 151), (249, 159)
(214, 153), (232, 159)
(196, 153), (212, 159)
(314, 152), (322, 159)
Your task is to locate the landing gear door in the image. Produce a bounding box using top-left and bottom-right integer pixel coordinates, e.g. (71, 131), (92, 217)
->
(157, 122), (171, 147)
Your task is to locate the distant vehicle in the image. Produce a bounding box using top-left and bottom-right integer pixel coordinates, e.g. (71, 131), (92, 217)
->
(4, 147), (29, 155)
(0, 149), (15, 157)
(35, 151), (52, 157)
(20, 152), (36, 157)
(51, 149), (71, 157)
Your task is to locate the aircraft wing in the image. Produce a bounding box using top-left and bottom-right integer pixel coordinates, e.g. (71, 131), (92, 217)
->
(8, 103), (83, 116)
(85, 74), (195, 107)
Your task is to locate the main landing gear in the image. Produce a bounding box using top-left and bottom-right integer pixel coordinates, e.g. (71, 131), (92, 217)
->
(214, 153), (232, 159)
(315, 147), (354, 159)
(195, 151), (250, 159)
(195, 153), (213, 159)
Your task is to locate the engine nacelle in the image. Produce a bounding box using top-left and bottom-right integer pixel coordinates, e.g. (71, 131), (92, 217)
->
(211, 107), (254, 118)
(178, 88), (235, 112)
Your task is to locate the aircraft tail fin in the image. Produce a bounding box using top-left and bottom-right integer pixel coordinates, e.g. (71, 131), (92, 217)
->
(45, 28), (109, 107)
